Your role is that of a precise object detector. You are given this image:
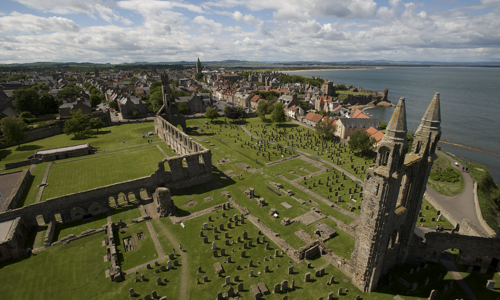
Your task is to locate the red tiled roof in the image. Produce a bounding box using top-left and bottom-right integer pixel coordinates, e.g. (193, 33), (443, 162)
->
(364, 126), (384, 143)
(305, 113), (323, 123)
(352, 109), (369, 119)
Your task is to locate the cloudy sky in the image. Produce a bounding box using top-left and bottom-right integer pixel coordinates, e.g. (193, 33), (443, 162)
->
(0, 0), (499, 63)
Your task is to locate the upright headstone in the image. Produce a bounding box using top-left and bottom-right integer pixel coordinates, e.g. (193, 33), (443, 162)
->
(305, 272), (311, 282)
(338, 287), (342, 296)
(238, 282), (244, 292)
(129, 288), (136, 297)
(288, 266), (293, 274)
(273, 283), (281, 293)
(486, 280), (496, 289)
(282, 280), (288, 290)
(428, 289), (437, 300)
(225, 276), (231, 285)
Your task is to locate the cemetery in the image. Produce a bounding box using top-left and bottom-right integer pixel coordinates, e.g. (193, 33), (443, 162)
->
(0, 94), (499, 299)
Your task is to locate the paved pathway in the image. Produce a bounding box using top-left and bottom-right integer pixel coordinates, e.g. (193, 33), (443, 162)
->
(427, 151), (488, 236)
(440, 252), (479, 300)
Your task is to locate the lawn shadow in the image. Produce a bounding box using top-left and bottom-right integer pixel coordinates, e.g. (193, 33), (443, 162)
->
(0, 149), (12, 161)
(14, 144), (43, 152)
(17, 174), (37, 207)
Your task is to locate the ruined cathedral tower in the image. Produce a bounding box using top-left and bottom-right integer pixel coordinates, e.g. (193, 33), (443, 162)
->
(350, 94), (441, 292)
(156, 71), (186, 130)
(196, 57), (202, 73)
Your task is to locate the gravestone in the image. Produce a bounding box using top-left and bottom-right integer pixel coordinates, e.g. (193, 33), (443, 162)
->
(274, 283), (281, 293)
(129, 288), (136, 297)
(288, 266), (293, 274)
(228, 286), (235, 297)
(167, 261), (172, 269)
(305, 272), (311, 282)
(228, 255), (232, 263)
(221, 248), (225, 256)
(204, 276), (208, 282)
(265, 265), (269, 273)
(338, 287), (342, 295)
(225, 276), (230, 285)
(212, 241), (217, 250)
(241, 251), (246, 258)
(328, 292), (333, 299)
(203, 237), (208, 243)
(487, 280), (496, 289)
(428, 289), (437, 300)
(249, 260), (253, 267)
(329, 275), (334, 284)
(214, 234), (218, 240)
(282, 280), (288, 290)
(424, 277), (429, 286)
(238, 283), (244, 292)
(266, 242), (270, 250)
(160, 265), (166, 272)
(225, 232), (229, 238)
(152, 291), (157, 298)
(203, 223), (208, 230)
(411, 282), (418, 291)
(249, 270), (254, 277)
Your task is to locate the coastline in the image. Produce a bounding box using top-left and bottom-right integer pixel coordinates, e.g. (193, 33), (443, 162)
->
(439, 140), (500, 157)
(282, 67), (380, 73)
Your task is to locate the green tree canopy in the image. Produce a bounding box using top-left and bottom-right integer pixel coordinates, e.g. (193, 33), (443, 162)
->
(195, 72), (204, 81)
(1, 117), (26, 148)
(89, 117), (104, 131)
(109, 101), (118, 110)
(39, 93), (59, 115)
(90, 94), (102, 108)
(257, 100), (268, 121)
(271, 103), (286, 125)
(177, 102), (189, 114)
(205, 108), (220, 123)
(348, 130), (376, 154)
(13, 88), (40, 115)
(63, 109), (90, 137)
(225, 106), (242, 122)
(316, 117), (336, 139)
(56, 86), (80, 101)
(150, 81), (162, 94)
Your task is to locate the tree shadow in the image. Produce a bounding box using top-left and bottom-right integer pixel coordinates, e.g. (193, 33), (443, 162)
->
(14, 145), (43, 152)
(0, 149), (12, 160)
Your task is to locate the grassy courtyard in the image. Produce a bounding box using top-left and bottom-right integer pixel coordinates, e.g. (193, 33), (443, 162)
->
(0, 119), (485, 300)
(41, 146), (166, 201)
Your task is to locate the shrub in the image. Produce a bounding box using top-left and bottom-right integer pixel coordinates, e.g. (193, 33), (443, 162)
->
(430, 167), (459, 183)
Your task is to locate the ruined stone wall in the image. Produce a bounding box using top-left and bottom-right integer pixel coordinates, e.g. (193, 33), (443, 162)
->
(0, 126), (63, 149)
(0, 169), (31, 212)
(407, 232), (500, 270)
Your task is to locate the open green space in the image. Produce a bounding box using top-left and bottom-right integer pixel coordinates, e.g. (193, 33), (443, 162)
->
(17, 162), (50, 207)
(456, 264), (500, 299)
(417, 198), (453, 228)
(441, 149), (500, 231)
(427, 154), (464, 196)
(42, 147), (165, 200)
(53, 212), (108, 241)
(0, 122), (159, 169)
(110, 204), (142, 224)
(298, 170), (363, 214)
(157, 206), (364, 300)
(114, 222), (158, 271)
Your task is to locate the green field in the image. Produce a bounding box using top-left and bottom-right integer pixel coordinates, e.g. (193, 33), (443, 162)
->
(0, 122), (160, 169)
(42, 147), (165, 201)
(427, 154), (465, 196)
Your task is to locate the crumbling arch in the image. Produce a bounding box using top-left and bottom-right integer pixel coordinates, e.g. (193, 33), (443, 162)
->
(69, 207), (86, 221)
(88, 202), (106, 215)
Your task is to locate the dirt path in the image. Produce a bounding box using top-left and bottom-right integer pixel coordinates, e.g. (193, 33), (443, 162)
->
(154, 219), (189, 300)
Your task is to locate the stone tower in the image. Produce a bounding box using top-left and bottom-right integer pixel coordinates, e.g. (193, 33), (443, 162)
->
(161, 71), (171, 112)
(321, 80), (335, 96)
(93, 65), (99, 77)
(196, 57), (202, 73)
(156, 71), (186, 130)
(350, 94), (441, 292)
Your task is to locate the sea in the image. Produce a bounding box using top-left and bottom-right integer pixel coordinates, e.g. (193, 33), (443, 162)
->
(288, 67), (500, 183)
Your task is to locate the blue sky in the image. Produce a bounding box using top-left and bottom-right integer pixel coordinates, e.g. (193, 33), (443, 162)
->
(0, 0), (499, 63)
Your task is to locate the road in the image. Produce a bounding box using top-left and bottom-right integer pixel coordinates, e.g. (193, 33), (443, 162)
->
(426, 150), (489, 236)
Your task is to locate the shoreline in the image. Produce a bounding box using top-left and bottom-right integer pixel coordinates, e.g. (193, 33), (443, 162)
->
(439, 140), (500, 157)
(282, 67), (380, 72)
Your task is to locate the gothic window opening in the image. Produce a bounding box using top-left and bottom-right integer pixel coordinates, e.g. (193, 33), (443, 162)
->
(415, 141), (422, 154)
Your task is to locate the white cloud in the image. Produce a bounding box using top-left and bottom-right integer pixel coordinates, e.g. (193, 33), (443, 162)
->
(232, 11), (260, 25)
(14, 0), (132, 25)
(0, 12), (79, 33)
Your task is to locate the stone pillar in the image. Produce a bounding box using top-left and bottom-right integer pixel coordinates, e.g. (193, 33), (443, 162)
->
(153, 187), (176, 217)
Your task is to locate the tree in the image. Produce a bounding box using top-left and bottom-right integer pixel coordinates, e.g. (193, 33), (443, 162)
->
(225, 106), (242, 122)
(177, 102), (189, 114)
(271, 103), (286, 125)
(109, 101), (118, 110)
(19, 111), (35, 119)
(90, 95), (102, 108)
(89, 117), (104, 132)
(13, 88), (40, 115)
(205, 108), (220, 123)
(63, 109), (90, 137)
(39, 93), (59, 114)
(56, 86), (80, 101)
(257, 101), (268, 121)
(195, 72), (204, 81)
(131, 110), (140, 118)
(150, 81), (162, 94)
(348, 130), (376, 153)
(316, 117), (336, 139)
(236, 106), (246, 120)
(1, 117), (26, 148)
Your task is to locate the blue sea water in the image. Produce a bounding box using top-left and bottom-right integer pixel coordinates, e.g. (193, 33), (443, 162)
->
(288, 67), (500, 183)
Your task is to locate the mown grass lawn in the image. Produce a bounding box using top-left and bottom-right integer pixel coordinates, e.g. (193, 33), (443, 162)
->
(427, 154), (465, 196)
(417, 198), (453, 228)
(0, 122), (159, 168)
(17, 162), (50, 207)
(42, 146), (165, 200)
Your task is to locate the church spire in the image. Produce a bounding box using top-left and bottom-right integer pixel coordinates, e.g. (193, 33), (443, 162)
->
(421, 92), (441, 128)
(384, 97), (407, 140)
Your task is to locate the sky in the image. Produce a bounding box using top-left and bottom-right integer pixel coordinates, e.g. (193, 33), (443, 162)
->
(0, 0), (499, 63)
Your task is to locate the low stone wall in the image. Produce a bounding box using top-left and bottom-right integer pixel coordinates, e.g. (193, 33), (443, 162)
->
(0, 126), (62, 149)
(44, 218), (56, 247)
(0, 169), (31, 212)
(473, 182), (496, 236)
(423, 192), (458, 228)
(327, 216), (355, 237)
(4, 160), (33, 169)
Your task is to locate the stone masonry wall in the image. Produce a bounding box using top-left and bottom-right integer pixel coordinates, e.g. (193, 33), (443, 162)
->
(0, 169), (31, 212)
